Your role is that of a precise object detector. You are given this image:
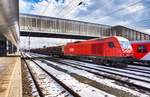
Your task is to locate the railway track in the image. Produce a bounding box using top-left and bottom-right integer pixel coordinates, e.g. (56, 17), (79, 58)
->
(124, 67), (150, 74)
(23, 53), (150, 95)
(28, 52), (150, 69)
(41, 58), (150, 92)
(22, 59), (44, 97)
(60, 58), (150, 76)
(64, 60), (150, 78)
(22, 54), (80, 97)
(60, 59), (150, 82)
(23, 54), (120, 97)
(129, 62), (150, 67)
(66, 57), (150, 67)
(27, 53), (150, 87)
(69, 59), (150, 75)
(33, 59), (150, 97)
(128, 65), (150, 71)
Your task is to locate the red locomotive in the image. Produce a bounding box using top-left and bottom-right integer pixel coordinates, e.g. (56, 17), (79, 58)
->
(131, 40), (150, 64)
(63, 36), (133, 66)
(64, 36), (133, 57)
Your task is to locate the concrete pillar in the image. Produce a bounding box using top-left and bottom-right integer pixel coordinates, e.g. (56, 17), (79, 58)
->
(8, 41), (12, 54)
(7, 41), (18, 54)
(0, 38), (7, 56)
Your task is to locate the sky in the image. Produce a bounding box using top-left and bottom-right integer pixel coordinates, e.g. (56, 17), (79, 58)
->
(19, 0), (150, 48)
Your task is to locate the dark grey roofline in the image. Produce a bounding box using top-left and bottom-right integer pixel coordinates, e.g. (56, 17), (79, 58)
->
(113, 25), (150, 36)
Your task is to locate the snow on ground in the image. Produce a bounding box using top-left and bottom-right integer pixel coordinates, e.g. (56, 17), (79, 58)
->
(62, 60), (150, 77)
(41, 59), (150, 97)
(25, 53), (150, 96)
(35, 60), (116, 97)
(29, 52), (48, 57)
(24, 53), (32, 57)
(25, 64), (40, 97)
(61, 59), (150, 88)
(26, 60), (73, 97)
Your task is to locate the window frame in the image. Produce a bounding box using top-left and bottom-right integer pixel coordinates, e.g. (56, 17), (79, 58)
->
(137, 45), (147, 53)
(108, 42), (115, 48)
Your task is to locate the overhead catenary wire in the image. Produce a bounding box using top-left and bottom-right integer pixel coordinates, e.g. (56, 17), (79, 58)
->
(94, 0), (143, 20)
(56, 0), (77, 17)
(61, 0), (86, 19)
(63, 1), (85, 19)
(122, 18), (150, 34)
(123, 2), (150, 16)
(117, 2), (150, 32)
(38, 0), (150, 33)
(123, 18), (150, 28)
(117, 0), (150, 24)
(73, 0), (146, 24)
(92, 0), (150, 32)
(40, 0), (52, 15)
(73, 0), (113, 19)
(43, 0), (84, 18)
(40, 0), (72, 16)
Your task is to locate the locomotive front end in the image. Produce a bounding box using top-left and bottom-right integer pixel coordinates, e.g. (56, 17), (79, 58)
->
(117, 37), (133, 58)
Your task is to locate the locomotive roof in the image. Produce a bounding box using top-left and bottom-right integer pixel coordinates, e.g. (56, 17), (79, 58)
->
(70, 36), (129, 44)
(114, 36), (129, 42)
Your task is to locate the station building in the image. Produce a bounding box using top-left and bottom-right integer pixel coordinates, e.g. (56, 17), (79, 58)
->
(110, 26), (150, 41)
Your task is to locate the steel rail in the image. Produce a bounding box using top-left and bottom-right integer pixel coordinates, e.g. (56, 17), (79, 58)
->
(43, 58), (150, 92)
(27, 57), (81, 97)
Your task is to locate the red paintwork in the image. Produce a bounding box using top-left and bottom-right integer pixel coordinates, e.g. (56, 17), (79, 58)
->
(64, 36), (133, 58)
(131, 41), (150, 60)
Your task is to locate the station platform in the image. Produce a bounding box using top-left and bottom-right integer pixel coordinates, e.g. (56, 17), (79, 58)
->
(0, 57), (22, 97)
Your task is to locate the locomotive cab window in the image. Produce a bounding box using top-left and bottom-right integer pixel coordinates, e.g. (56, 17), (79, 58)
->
(108, 42), (115, 48)
(137, 45), (147, 53)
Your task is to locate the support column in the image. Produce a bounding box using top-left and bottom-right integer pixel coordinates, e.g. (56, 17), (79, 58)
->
(0, 39), (7, 56)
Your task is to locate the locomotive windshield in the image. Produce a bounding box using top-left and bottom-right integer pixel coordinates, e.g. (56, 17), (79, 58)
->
(116, 36), (132, 49)
(120, 41), (131, 49)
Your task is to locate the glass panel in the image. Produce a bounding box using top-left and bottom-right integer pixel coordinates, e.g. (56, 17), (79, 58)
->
(108, 42), (115, 48)
(120, 41), (131, 49)
(138, 45), (147, 53)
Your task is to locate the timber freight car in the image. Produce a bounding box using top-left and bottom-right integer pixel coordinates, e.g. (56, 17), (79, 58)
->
(30, 46), (63, 57)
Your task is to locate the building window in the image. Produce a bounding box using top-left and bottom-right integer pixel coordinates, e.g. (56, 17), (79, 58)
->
(108, 42), (115, 48)
(137, 45), (147, 53)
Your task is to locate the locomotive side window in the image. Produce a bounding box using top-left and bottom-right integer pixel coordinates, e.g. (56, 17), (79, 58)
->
(137, 45), (147, 53)
(108, 42), (115, 48)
